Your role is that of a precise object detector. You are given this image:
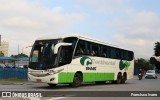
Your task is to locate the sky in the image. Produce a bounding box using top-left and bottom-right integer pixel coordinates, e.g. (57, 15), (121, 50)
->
(0, 0), (160, 59)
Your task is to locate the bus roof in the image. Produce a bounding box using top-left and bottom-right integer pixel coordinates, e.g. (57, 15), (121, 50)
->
(36, 33), (132, 51)
(37, 34), (84, 40)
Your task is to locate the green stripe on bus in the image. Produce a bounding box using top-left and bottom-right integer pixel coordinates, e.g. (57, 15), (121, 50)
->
(58, 72), (115, 83)
(58, 72), (75, 83)
(83, 73), (114, 82)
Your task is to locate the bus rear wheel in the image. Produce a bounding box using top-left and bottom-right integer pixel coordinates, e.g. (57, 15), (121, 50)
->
(116, 73), (122, 84)
(121, 73), (127, 84)
(70, 73), (82, 87)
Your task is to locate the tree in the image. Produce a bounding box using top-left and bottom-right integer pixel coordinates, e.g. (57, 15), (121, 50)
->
(150, 42), (160, 70)
(11, 53), (28, 58)
(135, 58), (153, 71)
(150, 57), (157, 65)
(154, 42), (160, 56)
(0, 51), (4, 56)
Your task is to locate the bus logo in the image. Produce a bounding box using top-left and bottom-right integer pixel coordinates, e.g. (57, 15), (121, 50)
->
(119, 60), (131, 70)
(80, 56), (92, 66)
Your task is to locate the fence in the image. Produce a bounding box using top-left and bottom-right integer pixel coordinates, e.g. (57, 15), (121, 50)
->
(0, 68), (28, 79)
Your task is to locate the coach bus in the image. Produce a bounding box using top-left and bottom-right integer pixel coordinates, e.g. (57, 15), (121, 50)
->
(28, 34), (134, 87)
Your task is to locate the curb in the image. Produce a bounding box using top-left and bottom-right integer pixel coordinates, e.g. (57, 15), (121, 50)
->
(0, 82), (35, 85)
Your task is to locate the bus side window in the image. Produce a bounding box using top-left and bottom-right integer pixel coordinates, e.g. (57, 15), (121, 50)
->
(121, 50), (125, 60)
(59, 46), (72, 66)
(85, 42), (90, 55)
(90, 50), (95, 56)
(77, 46), (84, 54)
(118, 49), (122, 59)
(115, 49), (119, 59)
(123, 51), (128, 60)
(75, 40), (86, 56)
(101, 46), (107, 57)
(128, 51), (134, 61)
(110, 48), (116, 59)
(91, 44), (100, 56)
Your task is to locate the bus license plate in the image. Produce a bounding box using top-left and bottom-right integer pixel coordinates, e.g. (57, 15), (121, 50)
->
(36, 79), (42, 83)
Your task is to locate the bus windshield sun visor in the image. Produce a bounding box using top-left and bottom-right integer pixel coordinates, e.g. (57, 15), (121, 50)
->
(54, 43), (72, 54)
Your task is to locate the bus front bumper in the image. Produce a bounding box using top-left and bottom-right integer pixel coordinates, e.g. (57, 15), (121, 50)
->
(28, 73), (58, 84)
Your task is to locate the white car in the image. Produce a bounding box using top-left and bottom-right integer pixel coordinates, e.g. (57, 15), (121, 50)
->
(0, 64), (5, 68)
(145, 70), (157, 79)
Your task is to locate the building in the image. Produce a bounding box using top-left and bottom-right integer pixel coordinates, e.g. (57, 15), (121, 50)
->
(0, 41), (9, 56)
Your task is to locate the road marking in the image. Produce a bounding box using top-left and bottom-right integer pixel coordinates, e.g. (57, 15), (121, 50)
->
(26, 97), (41, 100)
(52, 97), (67, 100)
(20, 97), (67, 100)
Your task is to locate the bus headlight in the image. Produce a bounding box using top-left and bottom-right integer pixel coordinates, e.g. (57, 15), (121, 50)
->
(54, 68), (64, 74)
(48, 68), (64, 75)
(48, 72), (54, 75)
(49, 68), (64, 75)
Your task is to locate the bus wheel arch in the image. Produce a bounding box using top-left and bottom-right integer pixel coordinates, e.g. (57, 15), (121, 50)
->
(70, 71), (83, 87)
(76, 71), (83, 81)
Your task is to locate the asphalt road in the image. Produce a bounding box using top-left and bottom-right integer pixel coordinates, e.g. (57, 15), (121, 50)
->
(0, 76), (160, 100)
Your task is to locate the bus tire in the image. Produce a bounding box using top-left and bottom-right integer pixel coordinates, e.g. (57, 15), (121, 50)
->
(121, 73), (127, 84)
(121, 77), (125, 84)
(71, 73), (82, 87)
(116, 73), (122, 84)
(48, 83), (57, 87)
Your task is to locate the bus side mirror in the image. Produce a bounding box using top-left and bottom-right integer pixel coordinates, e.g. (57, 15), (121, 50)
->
(54, 43), (72, 54)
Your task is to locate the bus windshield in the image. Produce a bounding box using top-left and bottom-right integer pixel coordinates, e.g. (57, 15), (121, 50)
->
(29, 39), (60, 70)
(29, 37), (78, 70)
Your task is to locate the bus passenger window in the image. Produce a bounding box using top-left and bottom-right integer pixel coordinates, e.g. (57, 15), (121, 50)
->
(116, 49), (119, 59)
(102, 53), (106, 57)
(90, 50), (95, 56)
(92, 44), (99, 56)
(77, 46), (84, 54)
(75, 41), (86, 56)
(101, 47), (107, 57)
(110, 48), (116, 59)
(59, 46), (72, 66)
(116, 49), (120, 59)
(128, 52), (133, 61)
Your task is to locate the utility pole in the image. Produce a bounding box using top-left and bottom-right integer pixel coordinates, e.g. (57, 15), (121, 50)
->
(18, 44), (19, 67)
(0, 34), (1, 46)
(18, 44), (19, 55)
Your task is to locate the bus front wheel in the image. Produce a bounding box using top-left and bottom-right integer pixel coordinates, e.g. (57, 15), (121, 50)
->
(70, 73), (82, 87)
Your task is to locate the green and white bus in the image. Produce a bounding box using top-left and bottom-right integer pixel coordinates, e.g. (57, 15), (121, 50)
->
(28, 34), (134, 87)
